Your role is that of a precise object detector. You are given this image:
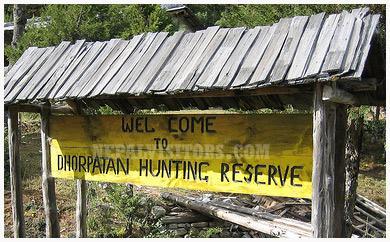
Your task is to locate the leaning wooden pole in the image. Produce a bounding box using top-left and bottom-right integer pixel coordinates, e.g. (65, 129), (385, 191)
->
(7, 108), (25, 237)
(312, 83), (348, 237)
(76, 180), (87, 237)
(40, 103), (60, 237)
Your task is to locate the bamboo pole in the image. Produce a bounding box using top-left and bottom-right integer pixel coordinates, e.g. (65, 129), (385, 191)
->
(312, 83), (348, 237)
(40, 103), (60, 237)
(7, 109), (25, 237)
(76, 180), (87, 237)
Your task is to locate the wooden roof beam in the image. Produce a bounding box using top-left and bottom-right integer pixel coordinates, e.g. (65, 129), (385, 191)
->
(5, 103), (77, 114)
(322, 84), (358, 105)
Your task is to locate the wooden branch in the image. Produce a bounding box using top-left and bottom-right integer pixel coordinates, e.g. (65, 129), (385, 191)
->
(162, 193), (312, 238)
(40, 103), (60, 237)
(353, 215), (385, 233)
(352, 225), (374, 238)
(356, 195), (386, 217)
(76, 180), (87, 238)
(209, 200), (280, 220)
(322, 85), (358, 105)
(354, 206), (386, 229)
(312, 83), (348, 237)
(7, 109), (25, 237)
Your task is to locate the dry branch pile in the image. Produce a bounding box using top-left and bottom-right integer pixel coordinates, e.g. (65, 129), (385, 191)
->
(162, 192), (385, 238)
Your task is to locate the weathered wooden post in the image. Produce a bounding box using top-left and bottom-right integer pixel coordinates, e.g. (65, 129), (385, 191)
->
(76, 180), (87, 237)
(7, 107), (25, 237)
(40, 103), (60, 237)
(312, 83), (348, 237)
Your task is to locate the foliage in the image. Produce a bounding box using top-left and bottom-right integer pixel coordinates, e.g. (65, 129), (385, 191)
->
(189, 4), (227, 27)
(87, 183), (166, 237)
(4, 4), (46, 22)
(5, 4), (178, 64)
(362, 119), (385, 164)
(198, 227), (223, 238)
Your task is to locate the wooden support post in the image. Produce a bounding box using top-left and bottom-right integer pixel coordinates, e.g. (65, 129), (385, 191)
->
(41, 103), (60, 237)
(312, 83), (348, 237)
(76, 180), (87, 237)
(7, 109), (25, 237)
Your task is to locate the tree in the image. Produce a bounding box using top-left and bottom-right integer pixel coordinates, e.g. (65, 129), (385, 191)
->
(5, 4), (178, 64)
(344, 108), (364, 237)
(11, 4), (27, 48)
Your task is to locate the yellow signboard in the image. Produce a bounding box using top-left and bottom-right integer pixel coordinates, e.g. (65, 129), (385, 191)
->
(50, 114), (313, 198)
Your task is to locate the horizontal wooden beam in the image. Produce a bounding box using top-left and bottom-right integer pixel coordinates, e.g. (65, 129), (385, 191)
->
(322, 85), (358, 105)
(93, 86), (314, 100)
(6, 103), (76, 114)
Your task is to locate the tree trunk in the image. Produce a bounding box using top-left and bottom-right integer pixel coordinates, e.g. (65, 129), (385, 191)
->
(12, 4), (27, 48)
(344, 112), (364, 237)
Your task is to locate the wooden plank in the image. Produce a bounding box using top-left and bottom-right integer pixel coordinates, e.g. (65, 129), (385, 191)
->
(5, 47), (40, 90)
(90, 34), (144, 97)
(312, 83), (347, 237)
(54, 41), (106, 99)
(286, 13), (325, 81)
(350, 15), (372, 71)
(50, 114), (313, 199)
(76, 39), (129, 97)
(270, 16), (309, 83)
(66, 39), (121, 98)
(4, 47), (37, 88)
(41, 104), (60, 237)
(76, 180), (87, 238)
(321, 12), (356, 73)
(249, 18), (292, 85)
(230, 25), (275, 87)
(196, 27), (246, 89)
(149, 31), (203, 92)
(7, 109), (25, 237)
(341, 18), (363, 73)
(47, 42), (93, 99)
(165, 27), (219, 92)
(304, 14), (341, 78)
(131, 31), (185, 94)
(5, 47), (55, 103)
(178, 27), (227, 91)
(351, 7), (369, 19)
(116, 32), (169, 94)
(22, 41), (73, 101)
(101, 33), (157, 95)
(36, 40), (86, 99)
(213, 27), (261, 88)
(352, 14), (380, 78)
